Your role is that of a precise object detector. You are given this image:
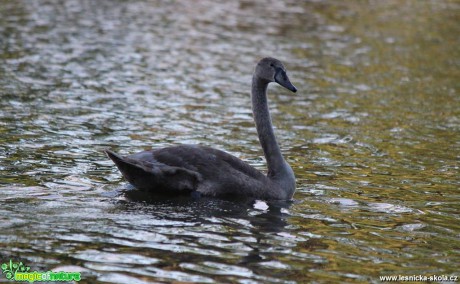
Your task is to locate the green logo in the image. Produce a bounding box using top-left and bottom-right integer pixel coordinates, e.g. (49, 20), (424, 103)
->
(1, 260), (81, 283)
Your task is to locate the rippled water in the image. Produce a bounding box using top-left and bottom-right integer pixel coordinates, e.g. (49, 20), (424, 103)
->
(1, 1), (459, 283)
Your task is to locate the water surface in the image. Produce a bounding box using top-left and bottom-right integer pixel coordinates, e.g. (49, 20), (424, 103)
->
(1, 0), (459, 283)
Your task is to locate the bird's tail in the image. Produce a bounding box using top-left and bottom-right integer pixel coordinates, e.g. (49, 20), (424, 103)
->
(105, 149), (200, 194)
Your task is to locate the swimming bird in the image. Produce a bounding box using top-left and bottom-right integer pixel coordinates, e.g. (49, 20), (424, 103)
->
(106, 57), (297, 200)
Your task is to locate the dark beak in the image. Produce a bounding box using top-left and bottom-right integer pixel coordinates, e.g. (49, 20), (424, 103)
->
(274, 68), (297, 93)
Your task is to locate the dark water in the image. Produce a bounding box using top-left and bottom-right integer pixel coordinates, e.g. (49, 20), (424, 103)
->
(1, 1), (459, 283)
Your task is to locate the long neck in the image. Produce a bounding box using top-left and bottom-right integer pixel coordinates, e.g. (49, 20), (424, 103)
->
(251, 76), (289, 178)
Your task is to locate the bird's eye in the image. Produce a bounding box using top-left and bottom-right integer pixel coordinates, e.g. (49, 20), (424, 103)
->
(270, 63), (274, 67)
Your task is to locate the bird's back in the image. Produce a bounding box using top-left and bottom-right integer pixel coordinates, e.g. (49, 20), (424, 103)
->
(109, 145), (276, 199)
